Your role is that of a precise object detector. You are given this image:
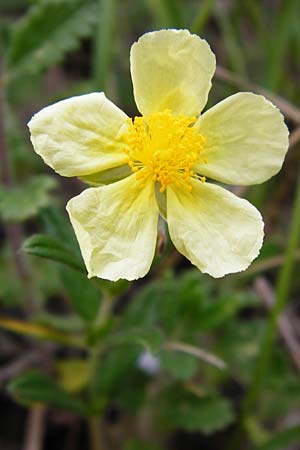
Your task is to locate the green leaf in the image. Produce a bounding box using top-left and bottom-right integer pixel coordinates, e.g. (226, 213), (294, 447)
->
(160, 351), (198, 380)
(123, 270), (256, 339)
(61, 267), (100, 322)
(7, 0), (98, 82)
(8, 371), (86, 414)
(40, 205), (78, 247)
(23, 233), (86, 273)
(160, 388), (235, 434)
(176, 396), (234, 433)
(0, 175), (57, 222)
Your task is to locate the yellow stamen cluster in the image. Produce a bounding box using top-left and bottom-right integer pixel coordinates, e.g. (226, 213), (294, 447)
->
(122, 110), (206, 192)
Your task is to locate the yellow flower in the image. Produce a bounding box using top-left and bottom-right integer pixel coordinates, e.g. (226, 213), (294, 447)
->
(28, 29), (289, 281)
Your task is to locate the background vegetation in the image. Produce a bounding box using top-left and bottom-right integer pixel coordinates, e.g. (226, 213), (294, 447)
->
(0, 1), (300, 449)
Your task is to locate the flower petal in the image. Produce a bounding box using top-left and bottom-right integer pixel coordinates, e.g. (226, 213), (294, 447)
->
(195, 93), (289, 185)
(167, 180), (264, 278)
(130, 29), (216, 116)
(66, 174), (159, 281)
(28, 93), (129, 177)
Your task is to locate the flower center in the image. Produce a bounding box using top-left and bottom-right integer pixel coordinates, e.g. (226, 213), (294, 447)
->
(122, 110), (206, 192)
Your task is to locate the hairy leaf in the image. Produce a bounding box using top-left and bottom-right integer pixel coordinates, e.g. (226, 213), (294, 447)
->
(160, 387), (235, 434)
(0, 175), (57, 222)
(7, 0), (98, 81)
(170, 396), (234, 433)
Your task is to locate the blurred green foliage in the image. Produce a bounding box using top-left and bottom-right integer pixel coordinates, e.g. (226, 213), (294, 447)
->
(0, 175), (57, 222)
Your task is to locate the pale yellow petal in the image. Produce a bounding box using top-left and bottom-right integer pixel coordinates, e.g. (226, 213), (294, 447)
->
(195, 93), (289, 185)
(66, 174), (159, 281)
(28, 93), (129, 177)
(130, 29), (216, 116)
(167, 180), (264, 278)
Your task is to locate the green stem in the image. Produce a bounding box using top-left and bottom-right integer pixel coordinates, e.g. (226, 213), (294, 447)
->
(191, 0), (216, 34)
(95, 293), (113, 329)
(235, 169), (300, 445)
(93, 0), (116, 92)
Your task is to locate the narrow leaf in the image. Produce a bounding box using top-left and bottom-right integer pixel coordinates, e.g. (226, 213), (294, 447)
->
(23, 234), (86, 273)
(0, 317), (84, 347)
